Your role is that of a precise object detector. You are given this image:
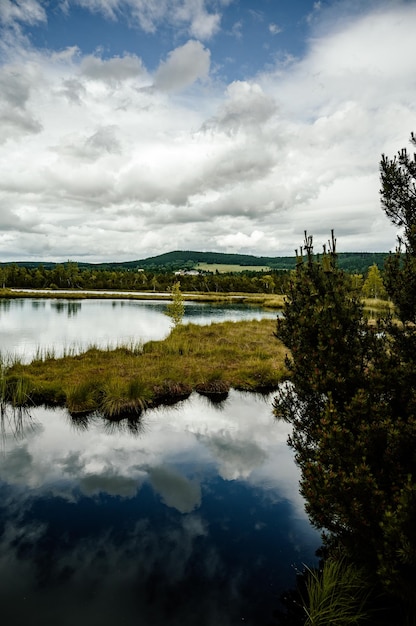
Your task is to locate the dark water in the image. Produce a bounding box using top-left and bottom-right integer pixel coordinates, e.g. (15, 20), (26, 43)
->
(0, 298), (318, 625)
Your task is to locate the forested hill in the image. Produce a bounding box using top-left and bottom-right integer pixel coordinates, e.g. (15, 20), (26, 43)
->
(132, 250), (287, 269)
(131, 250), (389, 273)
(0, 250), (389, 274)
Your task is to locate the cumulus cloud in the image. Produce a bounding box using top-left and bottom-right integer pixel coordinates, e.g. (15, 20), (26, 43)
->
(80, 53), (146, 84)
(0, 65), (43, 142)
(174, 0), (221, 40)
(0, 107), (42, 143)
(203, 80), (277, 133)
(153, 40), (210, 92)
(57, 125), (122, 160)
(216, 230), (267, 251)
(0, 1), (414, 261)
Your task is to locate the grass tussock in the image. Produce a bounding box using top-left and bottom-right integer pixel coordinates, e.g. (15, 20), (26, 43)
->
(302, 558), (370, 626)
(4, 319), (287, 418)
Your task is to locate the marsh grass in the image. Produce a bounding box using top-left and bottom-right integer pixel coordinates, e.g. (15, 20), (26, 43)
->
(302, 558), (370, 626)
(1, 369), (33, 408)
(32, 339), (144, 363)
(66, 378), (103, 415)
(100, 378), (151, 418)
(5, 319), (287, 417)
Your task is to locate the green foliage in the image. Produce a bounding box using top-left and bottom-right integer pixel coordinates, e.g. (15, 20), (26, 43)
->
(165, 281), (185, 327)
(380, 138), (416, 324)
(273, 219), (416, 608)
(273, 231), (372, 431)
(66, 379), (102, 415)
(4, 374), (33, 407)
(380, 140), (416, 254)
(303, 558), (369, 626)
(362, 264), (387, 300)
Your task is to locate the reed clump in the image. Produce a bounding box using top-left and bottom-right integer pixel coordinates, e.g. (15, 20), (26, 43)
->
(4, 319), (288, 418)
(302, 558), (370, 626)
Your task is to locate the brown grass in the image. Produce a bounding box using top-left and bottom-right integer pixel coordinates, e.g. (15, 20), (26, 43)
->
(6, 319), (288, 416)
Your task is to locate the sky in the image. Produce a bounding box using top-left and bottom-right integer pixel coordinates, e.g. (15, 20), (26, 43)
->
(0, 0), (415, 263)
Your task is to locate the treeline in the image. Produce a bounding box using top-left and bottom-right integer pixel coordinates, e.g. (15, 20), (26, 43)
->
(0, 262), (292, 294)
(0, 258), (390, 296)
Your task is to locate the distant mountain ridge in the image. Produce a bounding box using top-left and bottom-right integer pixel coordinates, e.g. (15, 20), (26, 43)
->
(0, 250), (389, 273)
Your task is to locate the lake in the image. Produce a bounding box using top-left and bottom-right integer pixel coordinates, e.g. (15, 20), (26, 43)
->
(0, 296), (279, 362)
(0, 297), (319, 625)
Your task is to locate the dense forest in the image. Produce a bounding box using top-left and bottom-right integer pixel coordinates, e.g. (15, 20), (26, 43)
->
(0, 250), (388, 274)
(0, 251), (388, 293)
(0, 262), (291, 293)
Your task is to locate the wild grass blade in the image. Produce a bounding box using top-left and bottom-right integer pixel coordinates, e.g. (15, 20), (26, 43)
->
(303, 558), (370, 626)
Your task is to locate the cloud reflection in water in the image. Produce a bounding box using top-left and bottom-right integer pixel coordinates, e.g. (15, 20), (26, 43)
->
(0, 391), (319, 625)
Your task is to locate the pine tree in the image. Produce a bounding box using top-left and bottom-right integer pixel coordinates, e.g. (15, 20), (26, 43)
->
(380, 134), (416, 323)
(273, 134), (416, 609)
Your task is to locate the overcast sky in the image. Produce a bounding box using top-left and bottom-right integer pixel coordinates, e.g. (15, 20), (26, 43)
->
(0, 0), (415, 262)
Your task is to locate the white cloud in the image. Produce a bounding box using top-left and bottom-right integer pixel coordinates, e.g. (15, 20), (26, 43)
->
(153, 40), (210, 92)
(269, 23), (282, 35)
(231, 19), (242, 39)
(71, 0), (221, 39)
(80, 53), (146, 84)
(0, 0), (46, 26)
(56, 125), (122, 160)
(0, 2), (415, 261)
(0, 63), (43, 143)
(216, 230), (266, 250)
(203, 80), (277, 132)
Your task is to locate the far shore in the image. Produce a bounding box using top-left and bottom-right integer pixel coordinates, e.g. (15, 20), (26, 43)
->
(1, 287), (394, 313)
(1, 287), (286, 308)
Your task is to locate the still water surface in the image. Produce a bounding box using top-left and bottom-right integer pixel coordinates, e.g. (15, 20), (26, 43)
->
(0, 298), (319, 625)
(0, 297), (278, 362)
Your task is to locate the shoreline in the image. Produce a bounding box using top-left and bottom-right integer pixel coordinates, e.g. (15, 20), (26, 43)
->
(1, 287), (286, 308)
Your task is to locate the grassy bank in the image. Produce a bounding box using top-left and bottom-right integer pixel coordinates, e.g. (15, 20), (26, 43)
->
(0, 288), (286, 308)
(3, 319), (288, 418)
